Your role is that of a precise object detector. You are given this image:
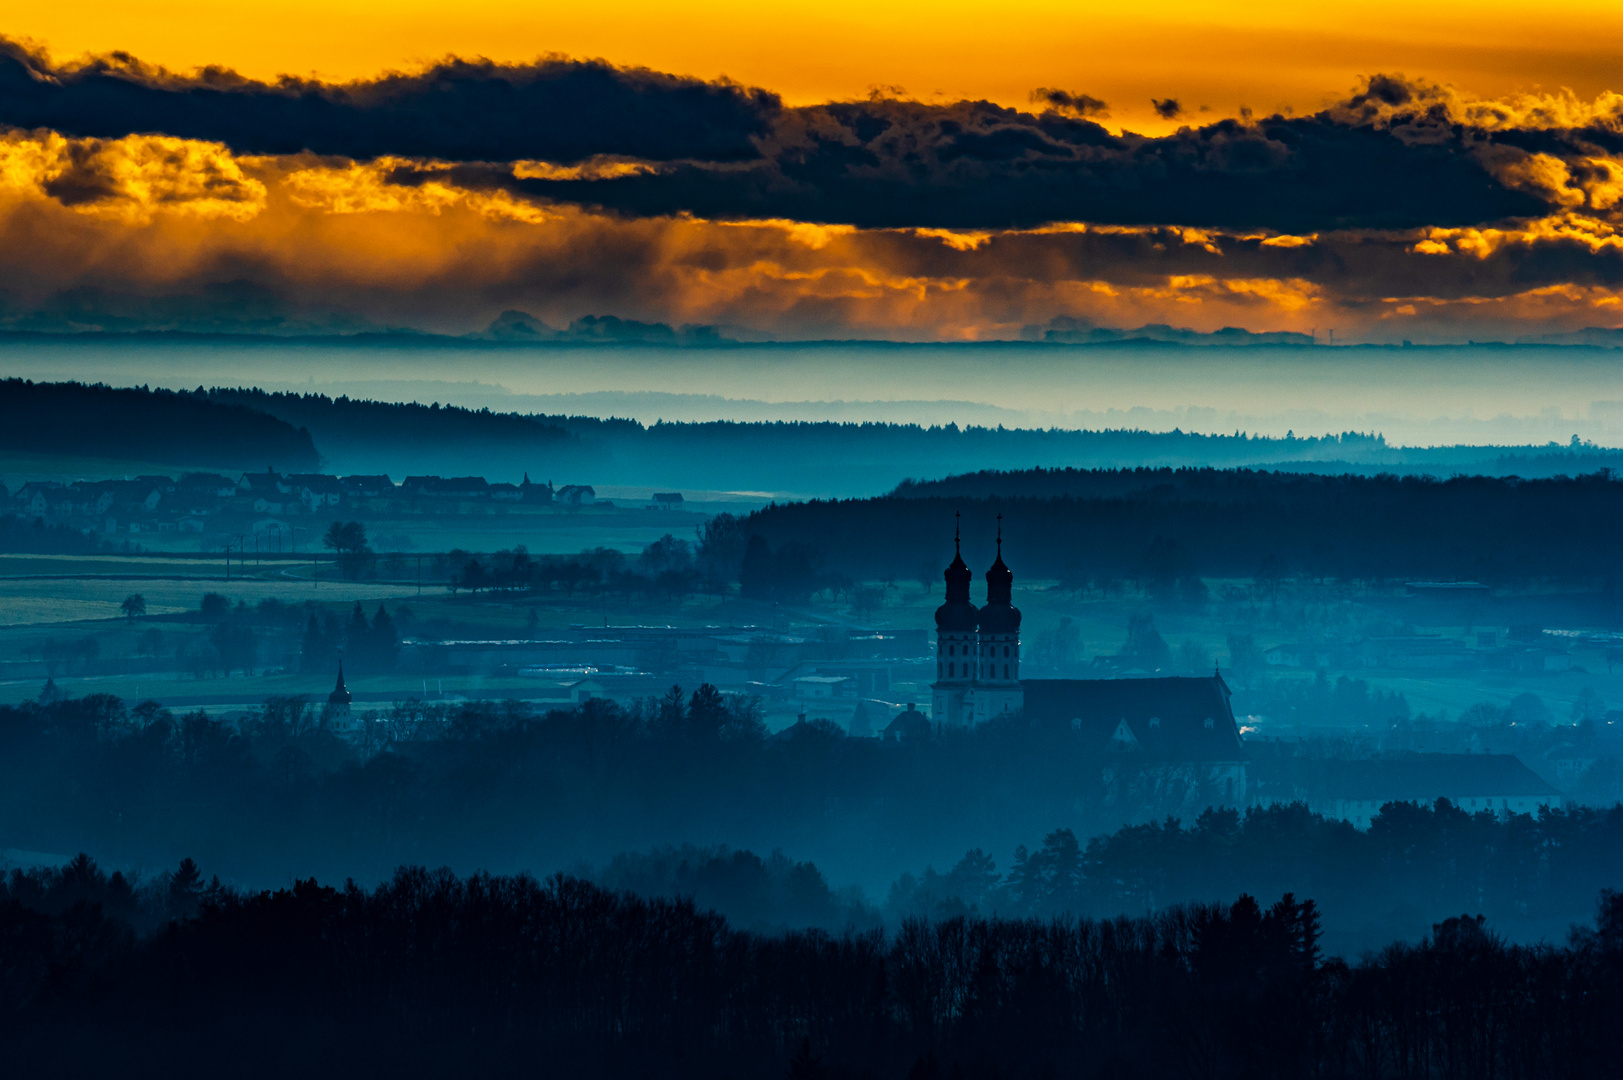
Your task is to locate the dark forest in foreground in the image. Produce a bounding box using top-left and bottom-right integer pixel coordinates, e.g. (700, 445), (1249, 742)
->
(4, 856), (1621, 1079)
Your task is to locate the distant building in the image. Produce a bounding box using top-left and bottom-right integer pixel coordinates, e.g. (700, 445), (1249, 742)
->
(284, 474), (343, 511)
(931, 516), (1023, 726)
(177, 472), (240, 498)
(1367, 635), (1478, 670)
(340, 475), (394, 498)
(794, 674), (854, 699)
(326, 663), (355, 735)
(520, 475), (555, 504)
(556, 484), (596, 506)
(776, 658), (894, 697)
(238, 469), (289, 496)
(1024, 675), (1249, 806)
(923, 516), (1247, 811)
(14, 481), (60, 517)
(402, 476), (490, 499)
(1542, 743), (1597, 789)
(883, 703), (931, 742)
(489, 482), (523, 502)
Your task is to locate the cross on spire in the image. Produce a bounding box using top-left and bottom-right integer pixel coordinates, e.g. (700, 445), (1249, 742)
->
(996, 512), (1002, 553)
(954, 510), (961, 553)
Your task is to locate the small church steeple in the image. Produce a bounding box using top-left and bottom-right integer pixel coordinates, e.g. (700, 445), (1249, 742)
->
(327, 661), (353, 730)
(329, 661), (352, 706)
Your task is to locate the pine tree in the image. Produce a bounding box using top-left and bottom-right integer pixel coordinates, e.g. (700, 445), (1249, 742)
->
(301, 614), (326, 672)
(370, 604), (399, 671)
(347, 601), (371, 670)
(167, 857), (203, 920)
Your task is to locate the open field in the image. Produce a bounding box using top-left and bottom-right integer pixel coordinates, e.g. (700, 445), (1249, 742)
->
(0, 574), (413, 626)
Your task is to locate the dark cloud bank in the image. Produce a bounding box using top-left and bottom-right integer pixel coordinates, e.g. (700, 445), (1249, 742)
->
(0, 39), (778, 164)
(5, 40), (1620, 231)
(467, 103), (1540, 230)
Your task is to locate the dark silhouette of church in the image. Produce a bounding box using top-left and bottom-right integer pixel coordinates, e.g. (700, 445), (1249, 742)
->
(931, 514), (1023, 726)
(931, 516), (1248, 807)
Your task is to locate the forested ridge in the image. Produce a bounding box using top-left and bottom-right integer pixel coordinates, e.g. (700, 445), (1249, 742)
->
(14, 381), (1621, 491)
(0, 380), (319, 470)
(197, 390), (1623, 488)
(744, 470), (1623, 586)
(204, 386), (580, 463)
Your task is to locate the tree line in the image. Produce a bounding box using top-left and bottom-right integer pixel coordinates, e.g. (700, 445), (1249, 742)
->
(2, 852), (1620, 1078)
(2, 691), (1619, 945)
(0, 379), (319, 469)
(741, 470), (1623, 586)
(199, 384), (1623, 492)
(12, 382), (1623, 500)
(0, 513), (108, 555)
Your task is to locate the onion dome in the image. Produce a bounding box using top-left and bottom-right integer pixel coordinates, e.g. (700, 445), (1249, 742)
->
(329, 662), (352, 706)
(935, 515), (980, 632)
(978, 517), (1022, 633)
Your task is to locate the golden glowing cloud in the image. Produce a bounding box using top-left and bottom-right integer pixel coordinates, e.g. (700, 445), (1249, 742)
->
(1, 125), (1623, 342)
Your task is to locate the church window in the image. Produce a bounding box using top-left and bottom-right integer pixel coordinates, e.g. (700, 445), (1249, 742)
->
(1003, 645), (1010, 657)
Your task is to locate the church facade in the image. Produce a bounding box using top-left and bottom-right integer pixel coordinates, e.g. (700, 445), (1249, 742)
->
(931, 518), (1024, 726)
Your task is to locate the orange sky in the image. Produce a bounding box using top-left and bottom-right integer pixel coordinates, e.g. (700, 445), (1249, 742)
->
(9, 0), (1623, 132)
(5, 7), (1623, 340)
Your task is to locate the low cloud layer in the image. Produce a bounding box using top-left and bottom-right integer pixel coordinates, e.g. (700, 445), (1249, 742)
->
(3, 47), (1623, 341)
(2, 135), (1622, 342)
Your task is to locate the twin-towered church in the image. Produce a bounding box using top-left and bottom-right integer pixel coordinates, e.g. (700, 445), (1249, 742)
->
(932, 516), (1027, 726)
(928, 517), (1248, 817)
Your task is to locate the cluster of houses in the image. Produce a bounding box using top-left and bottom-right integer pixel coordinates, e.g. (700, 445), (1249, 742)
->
(3, 470), (599, 537)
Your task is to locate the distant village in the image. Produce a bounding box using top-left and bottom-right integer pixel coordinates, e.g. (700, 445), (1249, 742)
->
(2, 470), (633, 542)
(3, 471), (1618, 832)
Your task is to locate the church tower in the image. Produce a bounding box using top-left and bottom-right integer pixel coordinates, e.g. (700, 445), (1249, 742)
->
(970, 515), (1023, 722)
(931, 514), (980, 727)
(327, 661), (353, 731)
